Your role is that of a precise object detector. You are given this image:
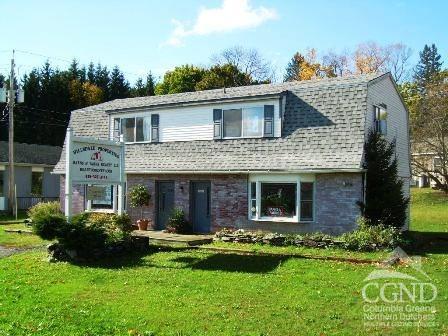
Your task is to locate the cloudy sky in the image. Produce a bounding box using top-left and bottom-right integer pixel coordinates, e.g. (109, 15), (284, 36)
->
(1, 0), (447, 83)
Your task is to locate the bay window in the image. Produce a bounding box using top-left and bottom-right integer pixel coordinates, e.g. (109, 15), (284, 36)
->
(249, 177), (314, 222)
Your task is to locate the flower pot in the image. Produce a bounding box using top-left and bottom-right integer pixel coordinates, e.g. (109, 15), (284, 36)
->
(137, 219), (149, 231)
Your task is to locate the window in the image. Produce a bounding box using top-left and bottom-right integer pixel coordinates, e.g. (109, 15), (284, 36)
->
(0, 171), (4, 197)
(31, 172), (43, 196)
(223, 107), (264, 138)
(300, 182), (314, 221)
(136, 117), (151, 142)
(223, 109), (242, 138)
(433, 157), (442, 171)
(250, 182), (257, 217)
(123, 118), (136, 142)
(90, 185), (113, 209)
(374, 105), (387, 135)
(118, 116), (153, 143)
(249, 179), (314, 222)
(261, 183), (297, 218)
(243, 107), (263, 137)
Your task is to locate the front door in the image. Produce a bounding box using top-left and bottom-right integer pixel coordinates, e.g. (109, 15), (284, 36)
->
(156, 181), (174, 230)
(191, 181), (211, 233)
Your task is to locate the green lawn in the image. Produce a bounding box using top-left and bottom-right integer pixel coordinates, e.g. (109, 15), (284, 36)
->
(410, 187), (448, 232)
(0, 223), (45, 248)
(0, 188), (446, 336)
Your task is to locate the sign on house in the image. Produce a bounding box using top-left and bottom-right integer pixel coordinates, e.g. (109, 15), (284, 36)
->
(65, 128), (125, 220)
(71, 140), (122, 184)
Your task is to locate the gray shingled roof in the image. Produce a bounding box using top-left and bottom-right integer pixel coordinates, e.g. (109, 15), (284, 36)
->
(54, 73), (387, 173)
(0, 141), (62, 166)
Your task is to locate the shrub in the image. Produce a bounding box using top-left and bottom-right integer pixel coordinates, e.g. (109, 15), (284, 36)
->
(166, 208), (192, 234)
(129, 184), (151, 219)
(28, 201), (62, 222)
(32, 213), (68, 240)
(341, 217), (404, 251)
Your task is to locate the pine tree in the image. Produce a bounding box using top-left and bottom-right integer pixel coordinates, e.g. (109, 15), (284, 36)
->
(87, 62), (96, 83)
(109, 66), (131, 99)
(131, 77), (146, 97)
(360, 130), (409, 229)
(145, 72), (155, 96)
(94, 64), (110, 100)
(414, 44), (443, 92)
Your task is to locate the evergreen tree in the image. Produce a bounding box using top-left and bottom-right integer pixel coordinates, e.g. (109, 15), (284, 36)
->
(131, 77), (146, 97)
(87, 62), (96, 83)
(94, 64), (110, 100)
(0, 74), (4, 87)
(145, 72), (155, 96)
(414, 44), (443, 92)
(359, 130), (409, 229)
(109, 66), (130, 99)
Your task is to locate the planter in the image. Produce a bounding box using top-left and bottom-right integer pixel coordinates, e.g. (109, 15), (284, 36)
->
(137, 219), (150, 231)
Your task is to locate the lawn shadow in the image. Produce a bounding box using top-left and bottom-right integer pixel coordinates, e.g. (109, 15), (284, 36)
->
(406, 231), (448, 256)
(187, 253), (289, 273)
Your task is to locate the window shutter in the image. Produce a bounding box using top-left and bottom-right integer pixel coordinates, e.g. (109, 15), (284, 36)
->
(151, 114), (159, 142)
(263, 105), (274, 137)
(213, 109), (222, 139)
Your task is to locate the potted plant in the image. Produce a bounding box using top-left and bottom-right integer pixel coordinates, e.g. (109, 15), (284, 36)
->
(128, 184), (151, 230)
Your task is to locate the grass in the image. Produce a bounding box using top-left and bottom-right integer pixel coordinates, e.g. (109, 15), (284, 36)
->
(0, 211), (28, 223)
(0, 188), (446, 335)
(410, 187), (448, 232)
(0, 223), (45, 248)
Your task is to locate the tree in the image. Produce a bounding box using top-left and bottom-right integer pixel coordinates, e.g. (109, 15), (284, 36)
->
(109, 66), (130, 99)
(87, 62), (96, 83)
(131, 77), (146, 97)
(211, 46), (274, 83)
(322, 50), (352, 77)
(354, 42), (390, 75)
(411, 78), (448, 192)
(69, 79), (103, 108)
(284, 49), (334, 82)
(94, 64), (110, 100)
(145, 72), (155, 96)
(195, 64), (252, 91)
(384, 43), (412, 82)
(414, 44), (443, 92)
(360, 130), (409, 228)
(155, 65), (205, 95)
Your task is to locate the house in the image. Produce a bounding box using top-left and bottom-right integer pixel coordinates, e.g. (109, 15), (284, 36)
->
(54, 73), (411, 234)
(411, 152), (447, 188)
(0, 142), (61, 211)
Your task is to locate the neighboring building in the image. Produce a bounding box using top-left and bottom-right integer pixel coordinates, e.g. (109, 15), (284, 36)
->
(411, 152), (447, 188)
(0, 142), (61, 211)
(54, 73), (411, 234)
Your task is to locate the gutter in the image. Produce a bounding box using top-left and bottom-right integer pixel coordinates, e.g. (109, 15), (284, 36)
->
(105, 93), (285, 114)
(122, 168), (366, 174)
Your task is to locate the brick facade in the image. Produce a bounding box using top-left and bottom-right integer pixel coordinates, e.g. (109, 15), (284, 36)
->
(60, 172), (363, 234)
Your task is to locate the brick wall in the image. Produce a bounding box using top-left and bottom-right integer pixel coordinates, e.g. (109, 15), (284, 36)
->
(126, 174), (248, 231)
(59, 175), (86, 214)
(60, 172), (362, 234)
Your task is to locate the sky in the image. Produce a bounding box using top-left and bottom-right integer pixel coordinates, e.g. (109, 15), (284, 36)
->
(1, 0), (447, 83)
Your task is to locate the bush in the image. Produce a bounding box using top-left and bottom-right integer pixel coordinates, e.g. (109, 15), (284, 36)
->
(341, 218), (404, 251)
(28, 201), (62, 222)
(166, 208), (192, 234)
(32, 213), (68, 240)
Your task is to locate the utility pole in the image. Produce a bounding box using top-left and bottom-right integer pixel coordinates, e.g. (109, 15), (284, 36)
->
(8, 50), (15, 216)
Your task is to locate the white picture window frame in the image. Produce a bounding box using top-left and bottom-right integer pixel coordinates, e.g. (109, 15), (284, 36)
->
(248, 174), (315, 223)
(222, 106), (264, 139)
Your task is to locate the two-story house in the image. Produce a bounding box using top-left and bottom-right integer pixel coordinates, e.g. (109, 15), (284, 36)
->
(53, 73), (411, 234)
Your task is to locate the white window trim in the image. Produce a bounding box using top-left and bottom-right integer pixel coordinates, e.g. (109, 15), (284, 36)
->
(115, 116), (153, 144)
(222, 106), (265, 139)
(248, 174), (316, 223)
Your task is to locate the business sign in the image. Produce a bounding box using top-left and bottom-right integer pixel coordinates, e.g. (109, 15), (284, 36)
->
(86, 185), (107, 200)
(71, 139), (122, 184)
(65, 129), (125, 220)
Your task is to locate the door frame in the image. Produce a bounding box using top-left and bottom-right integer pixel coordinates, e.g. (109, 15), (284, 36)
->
(189, 180), (211, 233)
(155, 180), (175, 230)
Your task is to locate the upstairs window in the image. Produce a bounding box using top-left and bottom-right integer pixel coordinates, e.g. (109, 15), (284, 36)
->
(116, 116), (154, 143)
(374, 105), (387, 135)
(222, 107), (264, 138)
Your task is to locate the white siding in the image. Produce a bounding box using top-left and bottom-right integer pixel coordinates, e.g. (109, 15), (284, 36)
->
(367, 76), (411, 179)
(367, 75), (411, 230)
(109, 98), (281, 143)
